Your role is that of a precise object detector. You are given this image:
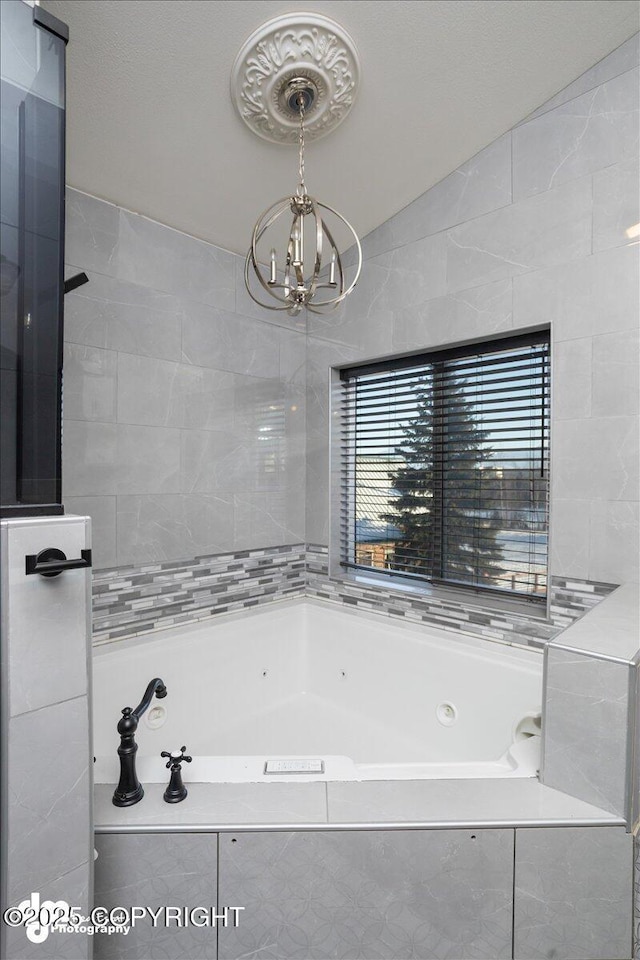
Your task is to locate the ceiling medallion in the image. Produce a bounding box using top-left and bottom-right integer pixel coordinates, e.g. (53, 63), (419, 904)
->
(231, 13), (360, 144)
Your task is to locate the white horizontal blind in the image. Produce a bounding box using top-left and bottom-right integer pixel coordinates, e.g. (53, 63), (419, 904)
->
(340, 331), (551, 600)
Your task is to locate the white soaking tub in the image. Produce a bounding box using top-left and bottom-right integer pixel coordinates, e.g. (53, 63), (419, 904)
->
(93, 599), (543, 785)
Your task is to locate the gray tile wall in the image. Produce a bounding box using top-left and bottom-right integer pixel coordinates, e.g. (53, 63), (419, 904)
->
(63, 189), (306, 570)
(91, 826), (633, 960)
(306, 37), (640, 586)
(218, 828), (515, 960)
(541, 647), (632, 818)
(514, 826), (633, 960)
(93, 833), (218, 960)
(635, 832), (640, 960)
(0, 517), (93, 960)
(64, 38), (638, 611)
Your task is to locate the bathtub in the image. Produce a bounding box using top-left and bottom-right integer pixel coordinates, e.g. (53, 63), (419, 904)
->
(93, 599), (543, 785)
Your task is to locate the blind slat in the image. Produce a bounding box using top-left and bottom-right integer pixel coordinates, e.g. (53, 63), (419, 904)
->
(340, 332), (550, 601)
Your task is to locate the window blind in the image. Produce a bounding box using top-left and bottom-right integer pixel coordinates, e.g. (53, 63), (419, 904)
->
(339, 331), (551, 600)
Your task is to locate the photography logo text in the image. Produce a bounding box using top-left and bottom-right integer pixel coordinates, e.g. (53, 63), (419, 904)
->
(3, 893), (244, 943)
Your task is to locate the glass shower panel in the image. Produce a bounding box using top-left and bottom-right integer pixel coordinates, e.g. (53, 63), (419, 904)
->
(0, 0), (66, 515)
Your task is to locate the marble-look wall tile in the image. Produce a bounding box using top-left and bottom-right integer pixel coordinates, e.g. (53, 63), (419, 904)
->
(308, 232), (447, 354)
(234, 489), (304, 550)
(64, 267), (183, 362)
(358, 133), (512, 260)
(180, 430), (253, 494)
(116, 353), (186, 427)
(552, 416), (638, 502)
(115, 424), (181, 495)
(522, 33), (639, 123)
(306, 258), (396, 354)
(593, 157), (640, 252)
(6, 696), (91, 899)
(513, 68), (639, 199)
(65, 190), (120, 278)
(279, 330), (306, 385)
(94, 833), (217, 960)
(392, 278), (513, 353)
(64, 190), (306, 564)
(446, 176), (592, 293)
(181, 365), (237, 432)
(63, 343), (117, 422)
(549, 499), (591, 580)
(182, 300), (280, 378)
(4, 861), (91, 960)
(306, 339), (359, 545)
(65, 496), (117, 569)
(4, 517), (90, 717)
(552, 337), (592, 420)
(63, 420), (117, 497)
(592, 328), (640, 418)
(115, 493), (236, 566)
(515, 243), (639, 341)
(370, 231), (448, 308)
(542, 647), (630, 817)
(218, 829), (514, 960)
(514, 826), (632, 960)
(635, 834), (640, 960)
(589, 500), (640, 583)
(117, 208), (235, 310)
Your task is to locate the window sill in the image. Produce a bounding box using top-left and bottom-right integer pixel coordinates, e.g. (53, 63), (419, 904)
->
(336, 566), (550, 622)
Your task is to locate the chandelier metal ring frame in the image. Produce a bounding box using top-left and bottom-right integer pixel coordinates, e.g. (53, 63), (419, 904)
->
(235, 14), (363, 316)
(244, 194), (362, 315)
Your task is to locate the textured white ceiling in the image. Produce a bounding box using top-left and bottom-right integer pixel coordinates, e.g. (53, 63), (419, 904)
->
(42, 0), (638, 255)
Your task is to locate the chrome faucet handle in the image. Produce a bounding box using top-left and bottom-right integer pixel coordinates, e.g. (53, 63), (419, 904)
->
(161, 746), (192, 769)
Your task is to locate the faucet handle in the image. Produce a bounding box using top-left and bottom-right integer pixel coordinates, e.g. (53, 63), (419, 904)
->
(161, 746), (192, 769)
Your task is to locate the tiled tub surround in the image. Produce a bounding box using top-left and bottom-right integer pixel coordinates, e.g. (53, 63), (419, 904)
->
(91, 783), (632, 960)
(62, 188), (306, 571)
(90, 542), (616, 646)
(541, 582), (640, 820)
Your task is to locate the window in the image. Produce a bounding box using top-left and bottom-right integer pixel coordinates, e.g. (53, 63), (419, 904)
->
(339, 331), (550, 601)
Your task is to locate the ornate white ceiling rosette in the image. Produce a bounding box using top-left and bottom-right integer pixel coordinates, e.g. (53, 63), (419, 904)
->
(231, 13), (360, 144)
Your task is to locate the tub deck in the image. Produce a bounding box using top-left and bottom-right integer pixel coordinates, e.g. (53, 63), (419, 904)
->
(94, 776), (623, 833)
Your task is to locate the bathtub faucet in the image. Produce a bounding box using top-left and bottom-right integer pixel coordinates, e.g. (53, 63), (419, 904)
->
(112, 678), (167, 807)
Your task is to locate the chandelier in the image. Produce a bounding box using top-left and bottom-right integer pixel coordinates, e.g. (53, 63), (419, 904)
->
(232, 14), (363, 316)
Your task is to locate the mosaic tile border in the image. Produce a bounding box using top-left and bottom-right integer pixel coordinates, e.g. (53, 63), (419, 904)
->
(91, 541), (617, 648)
(305, 544), (617, 651)
(92, 544), (306, 644)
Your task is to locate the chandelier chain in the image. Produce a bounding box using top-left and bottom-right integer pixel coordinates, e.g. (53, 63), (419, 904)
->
(297, 95), (306, 196)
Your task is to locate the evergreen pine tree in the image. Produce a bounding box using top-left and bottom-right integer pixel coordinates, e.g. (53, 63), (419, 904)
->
(381, 366), (504, 588)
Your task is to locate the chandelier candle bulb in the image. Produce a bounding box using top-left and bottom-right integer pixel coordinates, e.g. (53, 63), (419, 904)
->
(269, 249), (277, 285)
(329, 251), (337, 286)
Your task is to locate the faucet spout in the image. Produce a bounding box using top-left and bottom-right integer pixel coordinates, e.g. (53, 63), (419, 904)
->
(132, 678), (167, 721)
(112, 677), (167, 807)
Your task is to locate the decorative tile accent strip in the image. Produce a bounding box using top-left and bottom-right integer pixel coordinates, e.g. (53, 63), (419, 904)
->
(305, 544), (617, 650)
(92, 544), (306, 644)
(91, 541), (616, 649)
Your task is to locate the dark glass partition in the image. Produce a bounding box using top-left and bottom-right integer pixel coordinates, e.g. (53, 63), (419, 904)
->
(1, 0), (68, 516)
